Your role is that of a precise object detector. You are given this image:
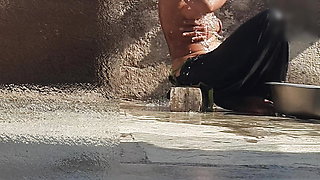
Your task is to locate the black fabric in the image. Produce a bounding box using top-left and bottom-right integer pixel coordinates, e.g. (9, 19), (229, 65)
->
(176, 9), (289, 108)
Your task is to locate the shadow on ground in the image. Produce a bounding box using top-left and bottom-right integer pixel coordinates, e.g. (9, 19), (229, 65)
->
(114, 142), (320, 180)
(0, 141), (116, 180)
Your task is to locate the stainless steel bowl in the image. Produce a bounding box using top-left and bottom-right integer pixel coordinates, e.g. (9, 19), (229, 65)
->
(267, 82), (320, 119)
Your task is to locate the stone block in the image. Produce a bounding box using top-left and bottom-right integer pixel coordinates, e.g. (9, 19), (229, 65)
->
(169, 87), (203, 112)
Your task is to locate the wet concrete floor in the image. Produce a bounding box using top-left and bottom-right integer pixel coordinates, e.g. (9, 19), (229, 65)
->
(114, 100), (320, 180)
(1, 85), (320, 179)
(0, 84), (118, 179)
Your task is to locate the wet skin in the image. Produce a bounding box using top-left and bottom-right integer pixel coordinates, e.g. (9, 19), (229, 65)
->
(159, 0), (276, 115)
(158, 0), (225, 75)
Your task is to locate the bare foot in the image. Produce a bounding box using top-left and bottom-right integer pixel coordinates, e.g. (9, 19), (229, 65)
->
(235, 97), (275, 116)
(215, 96), (275, 116)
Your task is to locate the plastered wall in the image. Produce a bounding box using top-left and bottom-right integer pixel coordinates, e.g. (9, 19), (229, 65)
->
(0, 0), (318, 99)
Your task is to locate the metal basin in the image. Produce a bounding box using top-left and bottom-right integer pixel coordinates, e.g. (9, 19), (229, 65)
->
(267, 82), (320, 119)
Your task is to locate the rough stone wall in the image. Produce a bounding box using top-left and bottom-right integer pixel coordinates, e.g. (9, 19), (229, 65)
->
(97, 0), (267, 100)
(97, 0), (171, 99)
(288, 39), (320, 85)
(270, 0), (320, 86)
(0, 0), (318, 99)
(98, 0), (319, 99)
(215, 0), (266, 36)
(0, 0), (98, 83)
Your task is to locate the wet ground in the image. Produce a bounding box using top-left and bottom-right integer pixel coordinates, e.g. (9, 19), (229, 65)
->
(0, 84), (118, 179)
(1, 86), (320, 179)
(114, 100), (320, 180)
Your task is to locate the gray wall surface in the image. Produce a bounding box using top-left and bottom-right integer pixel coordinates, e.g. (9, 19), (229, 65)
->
(0, 0), (319, 99)
(0, 0), (98, 83)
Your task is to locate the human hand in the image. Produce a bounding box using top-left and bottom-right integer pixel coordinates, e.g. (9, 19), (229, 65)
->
(181, 19), (209, 43)
(181, 18), (223, 43)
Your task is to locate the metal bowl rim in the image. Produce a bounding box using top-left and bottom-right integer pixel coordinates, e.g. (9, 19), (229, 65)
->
(266, 82), (320, 89)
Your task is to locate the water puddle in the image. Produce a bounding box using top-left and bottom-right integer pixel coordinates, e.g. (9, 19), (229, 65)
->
(120, 100), (320, 139)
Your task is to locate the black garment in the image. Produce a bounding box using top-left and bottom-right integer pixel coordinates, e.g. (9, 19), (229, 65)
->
(176, 9), (289, 110)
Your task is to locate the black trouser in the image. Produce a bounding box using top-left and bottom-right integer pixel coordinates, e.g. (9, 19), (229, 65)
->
(176, 10), (289, 110)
